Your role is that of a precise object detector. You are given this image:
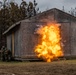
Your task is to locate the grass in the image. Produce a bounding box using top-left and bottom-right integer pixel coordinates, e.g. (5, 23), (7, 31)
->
(0, 60), (76, 75)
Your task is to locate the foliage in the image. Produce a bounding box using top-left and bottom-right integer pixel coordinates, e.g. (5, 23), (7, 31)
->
(0, 0), (38, 49)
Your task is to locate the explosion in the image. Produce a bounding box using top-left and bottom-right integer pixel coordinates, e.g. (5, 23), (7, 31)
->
(35, 22), (63, 62)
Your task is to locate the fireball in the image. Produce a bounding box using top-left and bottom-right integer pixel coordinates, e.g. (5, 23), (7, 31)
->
(35, 22), (63, 62)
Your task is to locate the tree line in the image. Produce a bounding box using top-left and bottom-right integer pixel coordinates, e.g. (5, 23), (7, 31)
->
(62, 6), (76, 16)
(0, 0), (39, 49)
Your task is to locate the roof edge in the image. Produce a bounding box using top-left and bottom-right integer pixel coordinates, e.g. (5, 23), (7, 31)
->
(3, 21), (21, 35)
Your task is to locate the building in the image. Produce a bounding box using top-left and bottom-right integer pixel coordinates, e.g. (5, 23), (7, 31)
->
(3, 8), (76, 60)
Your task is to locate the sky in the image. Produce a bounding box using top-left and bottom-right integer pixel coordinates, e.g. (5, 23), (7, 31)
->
(0, 0), (76, 12)
(16, 0), (76, 12)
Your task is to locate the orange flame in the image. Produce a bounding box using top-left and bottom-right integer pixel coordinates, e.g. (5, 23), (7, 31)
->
(35, 22), (63, 62)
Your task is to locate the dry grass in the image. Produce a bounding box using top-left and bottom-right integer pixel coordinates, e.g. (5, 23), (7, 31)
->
(0, 60), (76, 75)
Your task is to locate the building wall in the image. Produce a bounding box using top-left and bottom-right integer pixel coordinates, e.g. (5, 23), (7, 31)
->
(19, 9), (76, 58)
(14, 26), (21, 57)
(20, 21), (46, 58)
(54, 10), (76, 56)
(6, 9), (76, 59)
(7, 25), (21, 57)
(31, 9), (55, 22)
(60, 22), (71, 56)
(70, 22), (76, 55)
(7, 34), (12, 51)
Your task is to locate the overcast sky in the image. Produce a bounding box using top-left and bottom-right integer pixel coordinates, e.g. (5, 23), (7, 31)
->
(15, 0), (76, 12)
(0, 0), (76, 12)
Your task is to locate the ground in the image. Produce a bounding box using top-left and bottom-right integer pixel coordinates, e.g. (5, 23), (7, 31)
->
(0, 60), (76, 75)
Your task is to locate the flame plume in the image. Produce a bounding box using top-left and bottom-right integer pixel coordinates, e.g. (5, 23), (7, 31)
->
(35, 22), (63, 62)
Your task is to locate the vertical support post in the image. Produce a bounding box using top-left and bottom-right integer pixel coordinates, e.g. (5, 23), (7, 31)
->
(69, 19), (72, 56)
(12, 32), (14, 57)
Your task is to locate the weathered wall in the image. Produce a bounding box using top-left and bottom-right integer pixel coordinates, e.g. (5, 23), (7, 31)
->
(14, 26), (21, 57)
(19, 9), (76, 58)
(54, 9), (76, 56)
(7, 25), (21, 57)
(60, 23), (71, 56)
(31, 9), (55, 22)
(20, 20), (46, 58)
(70, 22), (76, 55)
(6, 8), (76, 59)
(7, 34), (12, 51)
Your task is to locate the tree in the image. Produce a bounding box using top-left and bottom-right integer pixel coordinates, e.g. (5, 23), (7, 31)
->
(20, 0), (28, 19)
(9, 2), (20, 25)
(27, 0), (38, 18)
(0, 0), (8, 49)
(0, 0), (39, 49)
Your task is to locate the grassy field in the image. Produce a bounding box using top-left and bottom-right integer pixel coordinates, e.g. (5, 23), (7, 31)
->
(0, 60), (76, 75)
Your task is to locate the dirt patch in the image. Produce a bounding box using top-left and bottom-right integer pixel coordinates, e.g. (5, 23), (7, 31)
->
(0, 60), (76, 75)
